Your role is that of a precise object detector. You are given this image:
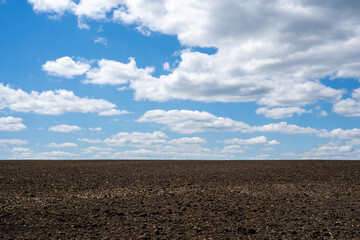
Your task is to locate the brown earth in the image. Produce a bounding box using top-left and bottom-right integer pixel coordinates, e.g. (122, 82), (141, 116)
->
(0, 160), (359, 239)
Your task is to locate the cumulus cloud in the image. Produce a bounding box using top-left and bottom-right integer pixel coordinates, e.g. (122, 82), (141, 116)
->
(12, 150), (78, 159)
(138, 109), (318, 135)
(28, 0), (76, 14)
(96, 143), (218, 160)
(29, 1), (360, 108)
(0, 83), (124, 115)
(130, 53), (343, 106)
(256, 107), (310, 119)
(0, 117), (27, 131)
(104, 131), (167, 147)
(83, 58), (154, 85)
(220, 145), (248, 154)
(286, 142), (359, 160)
(163, 62), (170, 71)
(319, 110), (328, 117)
(42, 56), (90, 78)
(317, 128), (360, 139)
(28, 0), (122, 20)
(138, 109), (250, 134)
(98, 109), (130, 116)
(115, 0), (352, 106)
(12, 147), (31, 152)
(48, 124), (81, 133)
(77, 130), (216, 159)
(78, 132), (211, 158)
(253, 122), (318, 134)
(74, 0), (122, 20)
(77, 18), (90, 29)
(0, 139), (28, 145)
(34, 151), (79, 159)
(254, 154), (270, 160)
(224, 136), (279, 145)
(333, 88), (360, 117)
(46, 142), (78, 147)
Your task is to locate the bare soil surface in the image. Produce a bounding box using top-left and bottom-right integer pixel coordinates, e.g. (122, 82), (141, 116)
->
(0, 160), (359, 239)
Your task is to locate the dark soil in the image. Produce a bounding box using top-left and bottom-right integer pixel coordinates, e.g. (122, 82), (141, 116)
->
(0, 160), (359, 239)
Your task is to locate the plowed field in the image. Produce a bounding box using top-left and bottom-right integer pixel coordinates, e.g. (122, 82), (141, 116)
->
(1, 160), (359, 239)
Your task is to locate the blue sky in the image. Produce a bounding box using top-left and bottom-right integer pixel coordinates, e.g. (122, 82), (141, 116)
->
(1, 0), (360, 159)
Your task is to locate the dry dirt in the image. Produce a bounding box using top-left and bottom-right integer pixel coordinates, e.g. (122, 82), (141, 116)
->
(0, 160), (359, 239)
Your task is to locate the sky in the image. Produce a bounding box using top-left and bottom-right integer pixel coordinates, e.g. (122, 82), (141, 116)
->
(1, 0), (360, 160)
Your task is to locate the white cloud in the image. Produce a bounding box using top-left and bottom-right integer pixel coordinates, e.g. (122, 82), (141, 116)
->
(220, 136), (279, 155)
(317, 128), (360, 139)
(138, 109), (250, 134)
(333, 88), (360, 117)
(30, 1), (358, 107)
(138, 109), (318, 135)
(42, 56), (90, 78)
(28, 0), (122, 19)
(89, 127), (102, 131)
(353, 88), (360, 99)
(253, 122), (318, 134)
(333, 99), (360, 117)
(46, 142), (78, 147)
(0, 117), (27, 131)
(267, 140), (280, 145)
(117, 86), (128, 91)
(104, 131), (167, 147)
(79, 130), (214, 159)
(82, 146), (116, 154)
(224, 136), (279, 145)
(256, 107), (310, 119)
(319, 110), (328, 117)
(12, 150), (78, 159)
(0, 139), (28, 145)
(77, 17), (90, 29)
(49, 124), (81, 133)
(83, 58), (153, 85)
(12, 152), (32, 159)
(94, 37), (108, 46)
(98, 109), (130, 116)
(220, 145), (248, 154)
(114, 0), (352, 106)
(35, 151), (79, 159)
(28, 0), (75, 14)
(286, 142), (359, 160)
(254, 154), (270, 159)
(94, 145), (220, 160)
(163, 62), (170, 71)
(130, 53), (343, 106)
(74, 0), (122, 19)
(12, 147), (31, 152)
(257, 81), (343, 107)
(0, 83), (124, 115)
